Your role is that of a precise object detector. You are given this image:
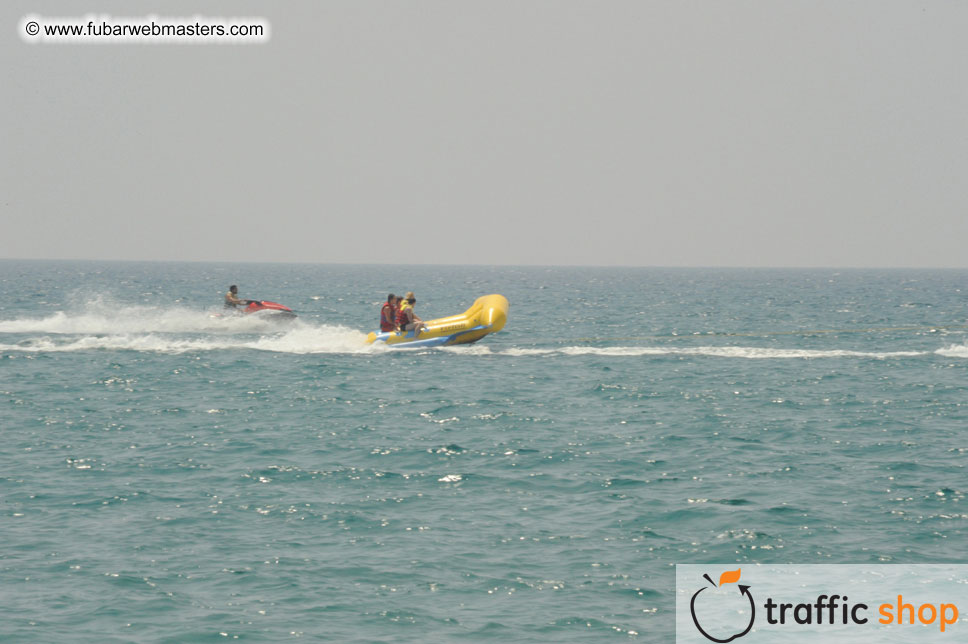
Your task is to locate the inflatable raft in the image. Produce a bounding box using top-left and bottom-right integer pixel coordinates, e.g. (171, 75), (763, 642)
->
(366, 294), (509, 348)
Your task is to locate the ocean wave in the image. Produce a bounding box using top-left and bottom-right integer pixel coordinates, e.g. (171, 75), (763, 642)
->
(0, 325), (374, 355)
(437, 345), (497, 356)
(423, 345), (931, 359)
(0, 334), (940, 359)
(936, 344), (968, 358)
(552, 346), (927, 359)
(0, 304), (286, 335)
(0, 304), (957, 359)
(0, 304), (373, 354)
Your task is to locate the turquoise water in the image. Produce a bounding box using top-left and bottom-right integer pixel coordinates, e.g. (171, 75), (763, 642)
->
(2, 261), (967, 642)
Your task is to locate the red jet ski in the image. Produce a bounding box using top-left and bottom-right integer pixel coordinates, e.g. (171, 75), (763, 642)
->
(241, 300), (297, 320)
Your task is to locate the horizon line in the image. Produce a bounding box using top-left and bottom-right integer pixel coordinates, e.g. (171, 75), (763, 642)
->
(2, 257), (968, 271)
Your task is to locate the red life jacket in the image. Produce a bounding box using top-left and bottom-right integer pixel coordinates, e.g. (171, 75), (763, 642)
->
(380, 303), (397, 331)
(396, 304), (412, 327)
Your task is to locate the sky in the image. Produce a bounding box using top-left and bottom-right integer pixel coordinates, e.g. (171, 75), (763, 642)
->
(2, 1), (967, 267)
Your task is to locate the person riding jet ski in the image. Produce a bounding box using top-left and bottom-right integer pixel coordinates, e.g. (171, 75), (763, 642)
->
(225, 285), (246, 309)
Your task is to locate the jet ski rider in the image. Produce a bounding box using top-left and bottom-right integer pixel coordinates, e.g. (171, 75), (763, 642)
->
(225, 285), (246, 310)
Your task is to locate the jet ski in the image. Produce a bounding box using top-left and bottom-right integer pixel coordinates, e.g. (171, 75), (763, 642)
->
(212, 300), (297, 321)
(241, 300), (297, 320)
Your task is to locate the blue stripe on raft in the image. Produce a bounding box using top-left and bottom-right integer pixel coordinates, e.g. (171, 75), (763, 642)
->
(368, 325), (491, 348)
(388, 335), (456, 349)
(369, 329), (422, 343)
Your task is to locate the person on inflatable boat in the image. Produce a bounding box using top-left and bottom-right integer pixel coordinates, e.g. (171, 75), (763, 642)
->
(396, 292), (427, 335)
(380, 293), (399, 332)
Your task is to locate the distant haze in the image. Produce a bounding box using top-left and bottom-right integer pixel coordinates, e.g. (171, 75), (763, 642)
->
(3, 1), (967, 267)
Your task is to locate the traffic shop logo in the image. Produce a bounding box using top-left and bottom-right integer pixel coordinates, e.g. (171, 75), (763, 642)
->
(681, 565), (962, 642)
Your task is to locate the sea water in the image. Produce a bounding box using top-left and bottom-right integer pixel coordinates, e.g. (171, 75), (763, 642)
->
(1, 261), (966, 642)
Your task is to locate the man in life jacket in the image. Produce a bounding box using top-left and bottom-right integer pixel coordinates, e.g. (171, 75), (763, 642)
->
(380, 293), (399, 332)
(396, 291), (427, 335)
(225, 285), (246, 310)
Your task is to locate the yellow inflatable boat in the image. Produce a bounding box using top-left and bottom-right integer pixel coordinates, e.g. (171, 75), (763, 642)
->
(366, 294), (509, 348)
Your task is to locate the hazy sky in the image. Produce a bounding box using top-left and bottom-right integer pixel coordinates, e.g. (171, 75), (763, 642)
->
(3, 1), (966, 267)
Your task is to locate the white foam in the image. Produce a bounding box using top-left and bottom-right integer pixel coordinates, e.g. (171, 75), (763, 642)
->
(0, 303), (281, 335)
(501, 348), (557, 356)
(0, 302), (373, 355)
(505, 346), (928, 360)
(936, 344), (968, 358)
(0, 302), (954, 359)
(242, 325), (372, 354)
(438, 345), (495, 356)
(0, 324), (372, 355)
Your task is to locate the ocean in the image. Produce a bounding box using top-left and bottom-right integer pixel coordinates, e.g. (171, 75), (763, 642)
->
(2, 260), (967, 642)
